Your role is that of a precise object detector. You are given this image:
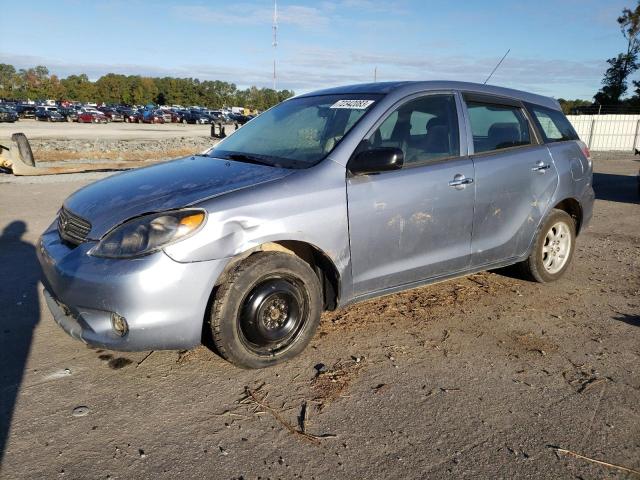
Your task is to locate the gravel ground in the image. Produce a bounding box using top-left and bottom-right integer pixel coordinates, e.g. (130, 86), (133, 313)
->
(0, 119), (226, 165)
(0, 119), (216, 142)
(0, 152), (638, 479)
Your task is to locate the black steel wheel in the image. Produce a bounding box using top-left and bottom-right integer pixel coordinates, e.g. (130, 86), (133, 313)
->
(210, 251), (322, 369)
(238, 276), (307, 355)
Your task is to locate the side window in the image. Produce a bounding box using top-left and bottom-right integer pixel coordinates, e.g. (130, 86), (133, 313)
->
(466, 102), (532, 153)
(526, 104), (579, 143)
(377, 111), (398, 141)
(364, 94), (459, 165)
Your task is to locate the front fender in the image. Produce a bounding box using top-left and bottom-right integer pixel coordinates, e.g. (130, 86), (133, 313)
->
(163, 159), (352, 283)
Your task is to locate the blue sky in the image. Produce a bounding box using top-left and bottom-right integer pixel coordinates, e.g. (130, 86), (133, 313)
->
(0, 0), (632, 99)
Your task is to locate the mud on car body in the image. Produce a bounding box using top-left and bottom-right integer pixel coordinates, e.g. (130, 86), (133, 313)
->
(38, 81), (594, 368)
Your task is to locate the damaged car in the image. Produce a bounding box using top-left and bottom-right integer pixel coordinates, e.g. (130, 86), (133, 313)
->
(38, 81), (594, 368)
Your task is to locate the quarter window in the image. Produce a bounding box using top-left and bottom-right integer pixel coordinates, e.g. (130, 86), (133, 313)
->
(466, 102), (532, 153)
(363, 94), (460, 166)
(526, 104), (579, 143)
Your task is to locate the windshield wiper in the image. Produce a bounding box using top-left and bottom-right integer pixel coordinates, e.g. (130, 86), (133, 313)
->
(219, 152), (274, 167)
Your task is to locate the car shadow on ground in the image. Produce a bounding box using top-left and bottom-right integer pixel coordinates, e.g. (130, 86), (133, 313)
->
(613, 313), (640, 327)
(592, 172), (639, 204)
(0, 221), (40, 464)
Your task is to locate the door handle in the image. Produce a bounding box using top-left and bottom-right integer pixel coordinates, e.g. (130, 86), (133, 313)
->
(448, 174), (474, 189)
(532, 161), (551, 173)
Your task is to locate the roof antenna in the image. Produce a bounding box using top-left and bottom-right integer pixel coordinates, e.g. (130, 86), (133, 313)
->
(272, 0), (278, 90)
(483, 48), (510, 85)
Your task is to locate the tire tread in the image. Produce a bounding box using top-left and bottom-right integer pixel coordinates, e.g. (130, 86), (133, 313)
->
(209, 251), (321, 368)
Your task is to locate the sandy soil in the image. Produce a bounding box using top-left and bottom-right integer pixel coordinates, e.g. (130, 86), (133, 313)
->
(0, 118), (214, 142)
(0, 152), (638, 479)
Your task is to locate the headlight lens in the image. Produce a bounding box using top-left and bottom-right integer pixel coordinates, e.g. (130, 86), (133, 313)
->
(90, 209), (206, 258)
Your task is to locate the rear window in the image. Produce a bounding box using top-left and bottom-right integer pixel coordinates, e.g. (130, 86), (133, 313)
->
(526, 103), (578, 143)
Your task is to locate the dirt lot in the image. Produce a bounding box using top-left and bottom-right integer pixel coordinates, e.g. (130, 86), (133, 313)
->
(0, 118), (213, 142)
(0, 152), (638, 479)
(0, 119), (224, 164)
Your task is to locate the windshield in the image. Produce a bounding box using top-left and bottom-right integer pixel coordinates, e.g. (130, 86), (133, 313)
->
(210, 94), (381, 168)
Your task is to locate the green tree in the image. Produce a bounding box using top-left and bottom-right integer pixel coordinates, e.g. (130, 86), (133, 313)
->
(130, 76), (158, 105)
(557, 98), (592, 114)
(17, 65), (51, 99)
(95, 73), (129, 104)
(60, 74), (95, 102)
(595, 2), (640, 104)
(0, 64), (18, 99)
(1, 62), (293, 110)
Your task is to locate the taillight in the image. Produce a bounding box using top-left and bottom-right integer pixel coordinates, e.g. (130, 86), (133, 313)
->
(577, 140), (592, 169)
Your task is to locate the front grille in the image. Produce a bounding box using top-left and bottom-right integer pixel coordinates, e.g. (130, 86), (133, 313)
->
(58, 207), (92, 246)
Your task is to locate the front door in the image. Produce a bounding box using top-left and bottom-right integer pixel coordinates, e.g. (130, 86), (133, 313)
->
(347, 93), (475, 296)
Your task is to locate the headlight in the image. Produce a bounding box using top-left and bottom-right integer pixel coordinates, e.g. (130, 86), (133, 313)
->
(90, 209), (206, 258)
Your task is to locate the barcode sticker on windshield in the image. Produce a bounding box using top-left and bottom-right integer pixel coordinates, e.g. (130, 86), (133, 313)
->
(330, 99), (375, 109)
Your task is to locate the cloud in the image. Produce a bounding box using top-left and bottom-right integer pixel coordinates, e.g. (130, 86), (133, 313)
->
(172, 3), (330, 29)
(0, 49), (606, 99)
(283, 47), (605, 92)
(171, 1), (409, 30)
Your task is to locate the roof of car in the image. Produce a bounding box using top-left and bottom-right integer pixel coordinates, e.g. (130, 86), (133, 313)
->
(297, 80), (560, 110)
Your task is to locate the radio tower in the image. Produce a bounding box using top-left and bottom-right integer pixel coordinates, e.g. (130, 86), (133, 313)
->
(272, 0), (278, 90)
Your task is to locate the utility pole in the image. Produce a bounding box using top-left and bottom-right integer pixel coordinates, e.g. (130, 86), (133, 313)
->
(374, 66), (377, 82)
(272, 0), (278, 90)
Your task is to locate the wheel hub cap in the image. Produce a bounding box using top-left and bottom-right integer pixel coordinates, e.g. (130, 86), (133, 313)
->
(263, 298), (289, 329)
(240, 278), (305, 350)
(541, 221), (571, 274)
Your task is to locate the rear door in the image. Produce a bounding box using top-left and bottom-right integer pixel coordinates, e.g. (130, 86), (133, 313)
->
(462, 93), (559, 266)
(347, 92), (475, 295)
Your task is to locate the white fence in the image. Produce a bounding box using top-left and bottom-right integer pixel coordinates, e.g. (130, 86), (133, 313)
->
(567, 114), (640, 152)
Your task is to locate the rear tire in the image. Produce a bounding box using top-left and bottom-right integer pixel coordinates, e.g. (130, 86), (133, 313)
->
(210, 252), (322, 369)
(518, 209), (576, 283)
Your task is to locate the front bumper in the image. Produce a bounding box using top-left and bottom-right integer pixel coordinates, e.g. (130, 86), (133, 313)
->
(37, 224), (229, 351)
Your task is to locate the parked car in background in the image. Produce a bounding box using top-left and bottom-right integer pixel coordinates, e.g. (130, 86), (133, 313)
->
(163, 109), (183, 123)
(229, 113), (251, 125)
(38, 81), (593, 369)
(58, 107), (78, 122)
(120, 108), (141, 123)
(141, 110), (165, 124)
(77, 110), (108, 123)
(157, 110), (172, 123)
(204, 110), (228, 124)
(0, 106), (18, 122)
(100, 108), (124, 122)
(35, 106), (66, 122)
(16, 104), (37, 119)
(180, 109), (208, 124)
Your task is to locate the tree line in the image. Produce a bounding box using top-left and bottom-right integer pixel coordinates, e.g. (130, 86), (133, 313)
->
(0, 64), (295, 110)
(585, 1), (640, 112)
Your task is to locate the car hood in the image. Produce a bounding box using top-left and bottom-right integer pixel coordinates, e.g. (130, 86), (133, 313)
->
(63, 155), (294, 239)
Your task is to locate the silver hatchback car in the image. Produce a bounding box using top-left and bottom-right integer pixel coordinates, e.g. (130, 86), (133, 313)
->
(38, 81), (594, 368)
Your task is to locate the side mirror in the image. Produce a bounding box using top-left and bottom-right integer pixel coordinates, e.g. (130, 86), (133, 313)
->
(348, 147), (404, 175)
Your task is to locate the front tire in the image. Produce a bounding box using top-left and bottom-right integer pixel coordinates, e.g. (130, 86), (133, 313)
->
(210, 252), (322, 369)
(519, 209), (576, 283)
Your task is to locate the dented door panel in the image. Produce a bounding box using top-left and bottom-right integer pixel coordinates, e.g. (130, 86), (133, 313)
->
(347, 158), (475, 296)
(470, 145), (558, 265)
